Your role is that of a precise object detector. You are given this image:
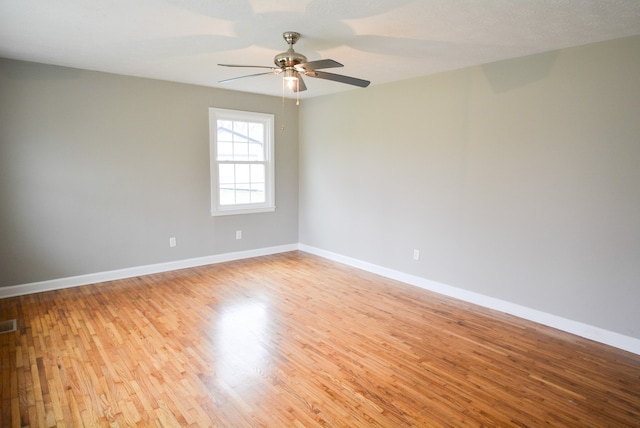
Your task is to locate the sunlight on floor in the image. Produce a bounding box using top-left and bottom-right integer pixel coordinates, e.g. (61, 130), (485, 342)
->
(216, 300), (272, 391)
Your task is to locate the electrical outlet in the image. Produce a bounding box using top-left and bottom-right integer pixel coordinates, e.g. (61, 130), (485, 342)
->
(169, 237), (176, 247)
(236, 230), (242, 240)
(413, 249), (420, 260)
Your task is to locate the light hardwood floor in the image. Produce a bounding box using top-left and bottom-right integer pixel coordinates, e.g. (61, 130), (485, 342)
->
(1, 251), (639, 427)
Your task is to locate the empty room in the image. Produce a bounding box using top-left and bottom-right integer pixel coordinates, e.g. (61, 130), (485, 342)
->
(1, 1), (639, 426)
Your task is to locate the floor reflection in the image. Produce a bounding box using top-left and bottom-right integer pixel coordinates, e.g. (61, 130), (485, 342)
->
(215, 299), (272, 391)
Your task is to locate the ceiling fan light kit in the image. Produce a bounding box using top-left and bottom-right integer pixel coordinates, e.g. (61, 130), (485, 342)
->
(218, 31), (370, 100)
(282, 68), (299, 89)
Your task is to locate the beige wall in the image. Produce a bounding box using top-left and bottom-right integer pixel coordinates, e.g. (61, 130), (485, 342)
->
(299, 35), (640, 339)
(0, 59), (299, 287)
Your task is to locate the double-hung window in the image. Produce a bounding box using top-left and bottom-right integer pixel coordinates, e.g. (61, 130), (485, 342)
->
(209, 108), (275, 216)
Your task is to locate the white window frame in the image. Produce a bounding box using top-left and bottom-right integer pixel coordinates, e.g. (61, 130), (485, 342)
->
(209, 108), (275, 216)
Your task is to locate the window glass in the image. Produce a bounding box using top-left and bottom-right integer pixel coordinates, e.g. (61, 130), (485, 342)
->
(209, 108), (275, 216)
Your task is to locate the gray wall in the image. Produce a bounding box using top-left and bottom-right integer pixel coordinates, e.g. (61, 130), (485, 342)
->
(299, 35), (640, 339)
(2, 36), (639, 341)
(0, 59), (299, 287)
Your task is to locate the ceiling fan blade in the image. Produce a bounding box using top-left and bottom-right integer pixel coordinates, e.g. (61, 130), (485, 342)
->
(305, 70), (370, 88)
(218, 64), (278, 70)
(292, 75), (307, 92)
(296, 59), (343, 71)
(219, 71), (280, 84)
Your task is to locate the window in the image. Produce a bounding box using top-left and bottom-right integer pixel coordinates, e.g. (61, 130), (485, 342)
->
(209, 108), (275, 216)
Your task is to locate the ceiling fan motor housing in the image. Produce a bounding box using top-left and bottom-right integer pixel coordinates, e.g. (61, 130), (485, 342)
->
(274, 49), (307, 68)
(274, 31), (307, 68)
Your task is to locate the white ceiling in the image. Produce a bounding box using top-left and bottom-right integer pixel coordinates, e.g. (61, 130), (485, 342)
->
(2, 0), (640, 99)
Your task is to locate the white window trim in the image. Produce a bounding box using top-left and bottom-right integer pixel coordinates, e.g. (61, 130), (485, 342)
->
(209, 108), (275, 216)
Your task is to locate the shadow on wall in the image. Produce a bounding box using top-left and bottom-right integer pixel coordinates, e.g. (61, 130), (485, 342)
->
(482, 50), (559, 93)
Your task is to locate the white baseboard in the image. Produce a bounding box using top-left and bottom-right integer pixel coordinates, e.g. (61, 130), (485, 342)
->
(0, 244), (298, 299)
(2, 242), (638, 355)
(299, 244), (640, 356)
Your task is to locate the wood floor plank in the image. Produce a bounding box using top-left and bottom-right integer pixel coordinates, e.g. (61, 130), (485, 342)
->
(1, 251), (639, 427)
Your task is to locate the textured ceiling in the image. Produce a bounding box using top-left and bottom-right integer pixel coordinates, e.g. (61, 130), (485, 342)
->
(1, 0), (640, 99)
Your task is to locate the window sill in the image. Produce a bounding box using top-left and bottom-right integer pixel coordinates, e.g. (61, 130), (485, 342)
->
(211, 206), (276, 217)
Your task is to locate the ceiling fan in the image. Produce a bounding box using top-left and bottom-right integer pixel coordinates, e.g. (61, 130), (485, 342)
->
(218, 32), (370, 94)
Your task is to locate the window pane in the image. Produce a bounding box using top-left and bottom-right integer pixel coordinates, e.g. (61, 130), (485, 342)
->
(250, 183), (265, 203)
(219, 164), (235, 185)
(217, 163), (266, 206)
(249, 141), (264, 161)
(233, 142), (250, 161)
(219, 188), (235, 205)
(233, 121), (248, 142)
(248, 123), (263, 142)
(218, 120), (265, 161)
(236, 186), (251, 204)
(218, 120), (232, 130)
(217, 120), (233, 142)
(250, 164), (264, 183)
(217, 142), (233, 160)
(235, 164), (250, 184)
